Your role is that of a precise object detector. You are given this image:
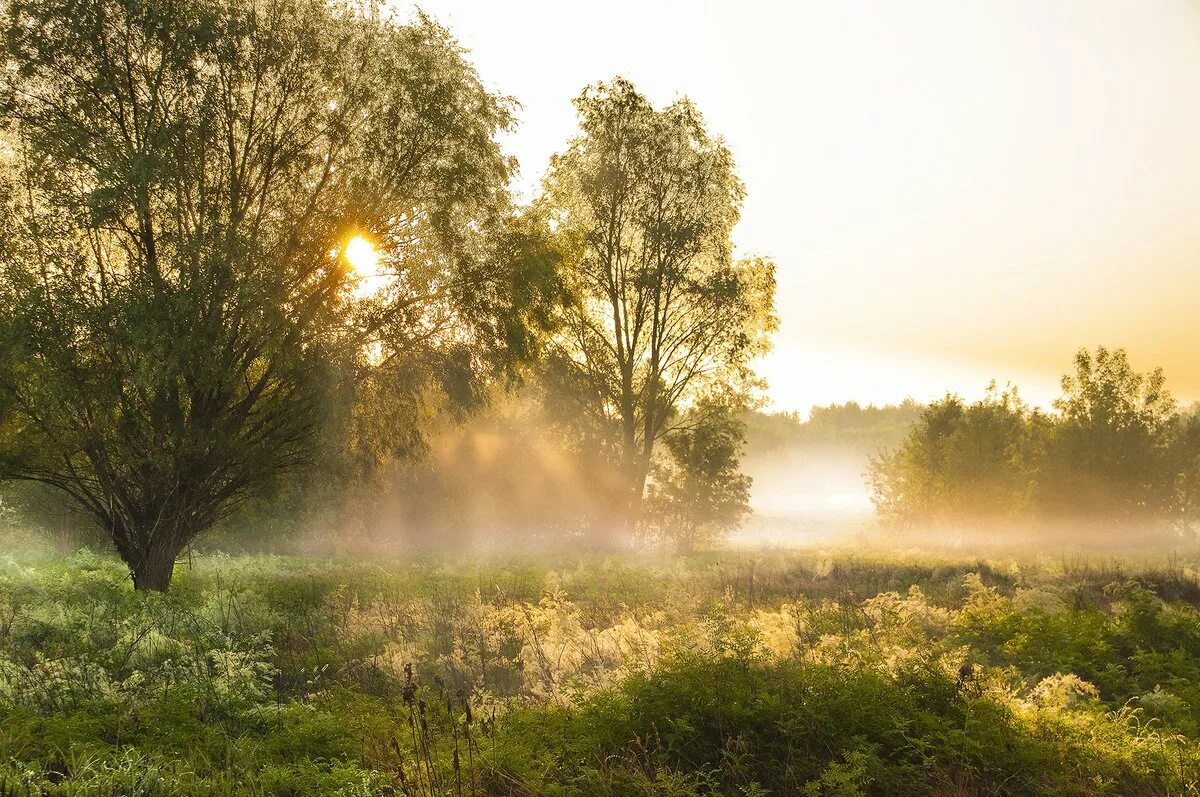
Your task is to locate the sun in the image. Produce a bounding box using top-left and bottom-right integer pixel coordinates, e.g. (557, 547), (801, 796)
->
(342, 235), (386, 297)
(344, 235), (380, 276)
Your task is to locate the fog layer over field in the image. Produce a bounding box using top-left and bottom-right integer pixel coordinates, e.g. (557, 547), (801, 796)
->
(735, 445), (875, 547)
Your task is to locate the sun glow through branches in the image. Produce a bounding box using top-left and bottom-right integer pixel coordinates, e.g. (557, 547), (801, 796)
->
(343, 235), (386, 297)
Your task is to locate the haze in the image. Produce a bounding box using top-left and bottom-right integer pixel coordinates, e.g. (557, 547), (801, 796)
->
(419, 0), (1200, 413)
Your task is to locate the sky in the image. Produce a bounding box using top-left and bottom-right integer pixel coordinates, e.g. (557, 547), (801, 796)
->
(414, 0), (1200, 415)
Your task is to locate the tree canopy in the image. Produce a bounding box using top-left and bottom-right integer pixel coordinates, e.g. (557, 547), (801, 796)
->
(0, 0), (549, 588)
(868, 347), (1196, 538)
(538, 78), (776, 537)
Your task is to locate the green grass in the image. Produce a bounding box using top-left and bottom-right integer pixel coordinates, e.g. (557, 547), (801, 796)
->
(2, 548), (1200, 794)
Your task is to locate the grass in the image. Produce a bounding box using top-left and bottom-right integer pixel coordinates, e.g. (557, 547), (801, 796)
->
(2, 546), (1200, 794)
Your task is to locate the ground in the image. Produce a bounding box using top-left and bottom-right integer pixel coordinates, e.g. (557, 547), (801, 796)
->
(2, 547), (1200, 795)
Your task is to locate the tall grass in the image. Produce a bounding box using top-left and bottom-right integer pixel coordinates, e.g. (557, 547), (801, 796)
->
(2, 549), (1200, 794)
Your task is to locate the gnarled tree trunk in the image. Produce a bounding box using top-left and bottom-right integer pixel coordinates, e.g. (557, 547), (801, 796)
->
(115, 524), (187, 592)
(130, 541), (182, 591)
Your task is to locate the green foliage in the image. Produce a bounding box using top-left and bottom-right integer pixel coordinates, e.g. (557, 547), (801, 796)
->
(645, 401), (752, 549)
(494, 652), (1197, 796)
(869, 385), (1037, 527)
(3, 551), (1200, 794)
(0, 0), (533, 588)
(1173, 413), (1200, 537)
(869, 347), (1200, 537)
(538, 77), (776, 533)
(1039, 346), (1179, 520)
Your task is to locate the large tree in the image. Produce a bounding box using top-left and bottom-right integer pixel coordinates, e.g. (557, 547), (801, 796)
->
(0, 0), (541, 588)
(539, 78), (776, 536)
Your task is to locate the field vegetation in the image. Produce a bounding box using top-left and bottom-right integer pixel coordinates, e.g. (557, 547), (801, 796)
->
(3, 549), (1200, 795)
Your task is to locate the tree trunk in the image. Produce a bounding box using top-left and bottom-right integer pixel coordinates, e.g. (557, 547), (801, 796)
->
(129, 538), (182, 592)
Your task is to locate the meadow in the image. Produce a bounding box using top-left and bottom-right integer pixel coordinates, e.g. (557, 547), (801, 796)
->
(3, 547), (1200, 795)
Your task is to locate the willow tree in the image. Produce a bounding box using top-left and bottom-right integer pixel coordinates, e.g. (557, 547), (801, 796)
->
(540, 78), (776, 536)
(0, 0), (540, 589)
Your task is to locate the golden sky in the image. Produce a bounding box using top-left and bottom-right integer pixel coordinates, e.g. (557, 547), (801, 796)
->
(417, 0), (1200, 414)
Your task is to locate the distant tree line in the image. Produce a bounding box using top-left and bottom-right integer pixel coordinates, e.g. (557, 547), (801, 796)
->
(745, 401), (925, 456)
(869, 347), (1200, 538)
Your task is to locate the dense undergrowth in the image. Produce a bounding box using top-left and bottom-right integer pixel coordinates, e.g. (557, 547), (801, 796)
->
(2, 549), (1200, 794)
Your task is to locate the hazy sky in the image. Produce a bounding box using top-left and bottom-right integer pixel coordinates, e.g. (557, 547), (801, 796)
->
(416, 0), (1200, 414)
